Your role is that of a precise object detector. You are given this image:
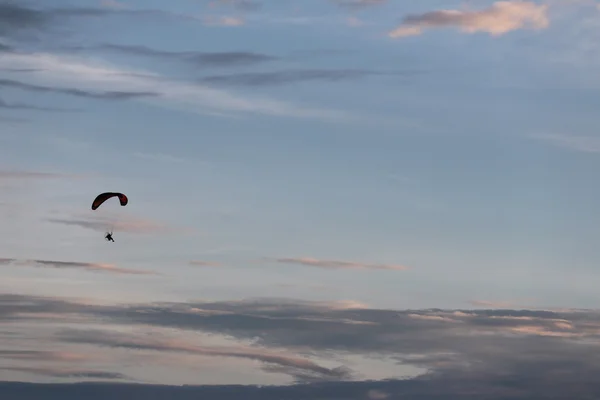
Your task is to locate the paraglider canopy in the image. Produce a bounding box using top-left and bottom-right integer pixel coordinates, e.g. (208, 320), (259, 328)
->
(91, 192), (128, 210)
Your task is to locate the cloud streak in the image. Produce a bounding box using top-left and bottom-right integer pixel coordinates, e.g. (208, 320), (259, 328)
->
(189, 260), (223, 267)
(0, 170), (77, 179)
(88, 44), (277, 67)
(198, 69), (411, 86)
(1, 258), (157, 275)
(389, 1), (549, 38)
(0, 97), (77, 112)
(60, 328), (350, 382)
(0, 78), (159, 100)
(0, 52), (346, 120)
(272, 257), (409, 271)
(46, 214), (180, 235)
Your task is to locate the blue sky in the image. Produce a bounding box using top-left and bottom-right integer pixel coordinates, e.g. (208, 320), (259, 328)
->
(2, 0), (600, 397)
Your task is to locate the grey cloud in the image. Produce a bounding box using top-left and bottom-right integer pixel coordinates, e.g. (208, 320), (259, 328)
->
(4, 293), (600, 396)
(89, 44), (277, 67)
(1, 366), (129, 380)
(198, 69), (408, 86)
(2, 375), (600, 399)
(46, 214), (176, 235)
(0, 3), (205, 41)
(59, 328), (351, 382)
(189, 260), (223, 267)
(0, 350), (81, 362)
(0, 3), (48, 36)
(0, 78), (159, 100)
(0, 97), (77, 112)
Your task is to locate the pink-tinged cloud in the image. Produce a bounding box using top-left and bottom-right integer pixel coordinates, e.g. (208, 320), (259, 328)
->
(407, 314), (460, 323)
(63, 329), (351, 380)
(1, 258), (157, 276)
(389, 1), (549, 38)
(0, 350), (91, 362)
(273, 257), (409, 271)
(189, 260), (223, 267)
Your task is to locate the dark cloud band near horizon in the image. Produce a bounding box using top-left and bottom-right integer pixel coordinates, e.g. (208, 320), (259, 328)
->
(1, 292), (600, 397)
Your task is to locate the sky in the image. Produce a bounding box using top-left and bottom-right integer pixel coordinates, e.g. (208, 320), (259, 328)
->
(2, 0), (600, 398)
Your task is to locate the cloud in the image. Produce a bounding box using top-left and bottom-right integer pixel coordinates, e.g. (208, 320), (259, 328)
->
(272, 257), (409, 271)
(0, 52), (345, 120)
(189, 260), (223, 267)
(0, 3), (48, 37)
(530, 132), (600, 154)
(0, 97), (77, 112)
(0, 78), (159, 100)
(3, 293), (600, 395)
(46, 214), (180, 235)
(202, 15), (245, 26)
(389, 1), (550, 38)
(91, 44), (277, 67)
(0, 350), (90, 362)
(198, 69), (406, 86)
(469, 300), (517, 308)
(1, 258), (157, 275)
(60, 328), (351, 382)
(1, 366), (129, 380)
(0, 170), (74, 179)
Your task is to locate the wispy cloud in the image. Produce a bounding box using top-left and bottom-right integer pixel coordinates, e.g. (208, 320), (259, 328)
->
(198, 69), (413, 86)
(86, 44), (277, 67)
(189, 260), (223, 267)
(0, 52), (346, 120)
(1, 258), (157, 275)
(46, 213), (185, 235)
(469, 300), (517, 308)
(60, 328), (351, 381)
(389, 1), (549, 38)
(271, 257), (409, 271)
(202, 16), (245, 26)
(0, 97), (78, 112)
(531, 132), (600, 154)
(0, 78), (159, 100)
(0, 170), (78, 179)
(1, 366), (130, 380)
